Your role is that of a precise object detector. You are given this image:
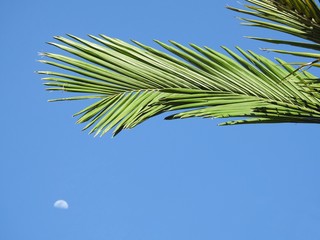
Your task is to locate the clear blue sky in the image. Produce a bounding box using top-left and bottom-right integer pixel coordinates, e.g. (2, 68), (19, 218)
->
(1, 0), (320, 239)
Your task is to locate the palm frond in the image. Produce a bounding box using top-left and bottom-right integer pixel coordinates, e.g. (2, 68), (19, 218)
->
(228, 0), (320, 56)
(39, 34), (320, 136)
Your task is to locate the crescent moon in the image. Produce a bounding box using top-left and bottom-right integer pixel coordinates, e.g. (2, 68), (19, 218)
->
(54, 200), (69, 209)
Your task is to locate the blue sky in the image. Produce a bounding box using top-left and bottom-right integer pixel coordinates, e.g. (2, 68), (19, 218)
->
(1, 0), (320, 239)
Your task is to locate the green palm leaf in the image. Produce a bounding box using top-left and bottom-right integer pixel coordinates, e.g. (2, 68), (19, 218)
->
(228, 0), (320, 56)
(39, 34), (320, 136)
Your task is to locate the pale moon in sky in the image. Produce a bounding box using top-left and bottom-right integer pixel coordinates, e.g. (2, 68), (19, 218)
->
(53, 200), (69, 209)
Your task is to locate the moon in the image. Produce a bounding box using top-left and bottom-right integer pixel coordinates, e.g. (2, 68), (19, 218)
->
(54, 200), (69, 209)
